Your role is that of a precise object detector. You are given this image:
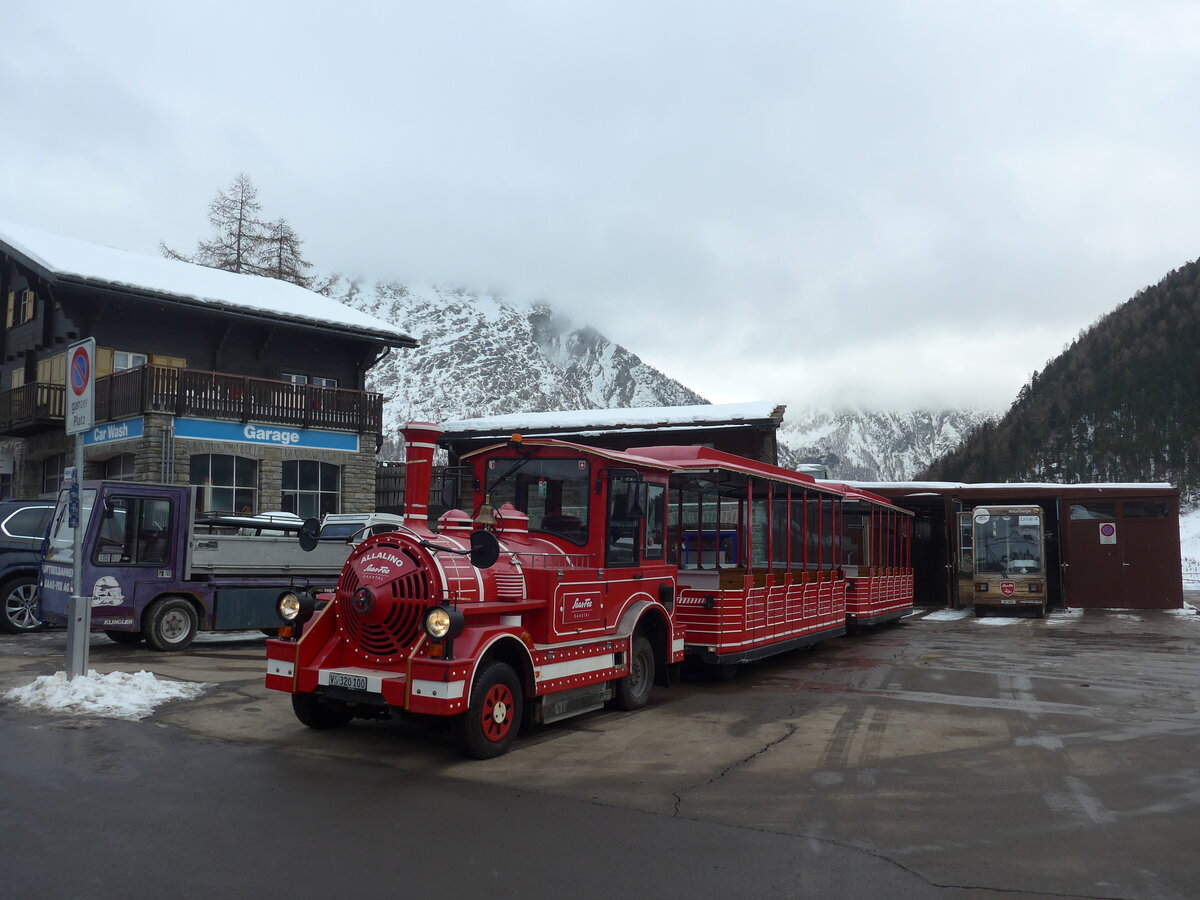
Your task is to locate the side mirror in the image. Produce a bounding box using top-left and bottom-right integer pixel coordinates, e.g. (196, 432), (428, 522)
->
(469, 530), (500, 569)
(298, 517), (321, 552)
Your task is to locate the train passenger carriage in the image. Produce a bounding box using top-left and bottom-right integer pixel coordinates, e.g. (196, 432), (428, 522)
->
(838, 486), (915, 630)
(631, 446), (914, 674)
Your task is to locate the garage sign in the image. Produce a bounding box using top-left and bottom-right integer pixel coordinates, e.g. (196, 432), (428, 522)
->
(1099, 522), (1117, 545)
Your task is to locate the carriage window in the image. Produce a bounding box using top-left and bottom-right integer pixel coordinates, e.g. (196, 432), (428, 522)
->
(843, 512), (866, 567)
(605, 476), (644, 567)
(790, 493), (807, 569)
(821, 498), (836, 571)
(486, 457), (590, 546)
(771, 493), (789, 569)
(644, 483), (666, 561)
(750, 493), (769, 569)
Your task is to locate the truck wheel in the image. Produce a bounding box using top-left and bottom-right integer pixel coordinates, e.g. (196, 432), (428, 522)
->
(292, 693), (353, 729)
(613, 635), (655, 711)
(144, 597), (199, 651)
(0, 576), (44, 634)
(456, 661), (522, 758)
(104, 630), (144, 645)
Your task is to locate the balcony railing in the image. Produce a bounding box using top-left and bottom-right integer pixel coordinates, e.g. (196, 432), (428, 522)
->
(0, 366), (384, 436)
(0, 382), (65, 434)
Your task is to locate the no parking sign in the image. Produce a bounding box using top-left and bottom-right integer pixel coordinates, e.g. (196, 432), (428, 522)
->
(65, 338), (95, 435)
(1099, 522), (1117, 545)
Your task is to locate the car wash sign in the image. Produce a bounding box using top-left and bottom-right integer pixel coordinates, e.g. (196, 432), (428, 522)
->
(65, 338), (96, 435)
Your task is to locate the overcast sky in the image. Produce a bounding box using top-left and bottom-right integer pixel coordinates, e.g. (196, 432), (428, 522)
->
(4, 1), (1199, 413)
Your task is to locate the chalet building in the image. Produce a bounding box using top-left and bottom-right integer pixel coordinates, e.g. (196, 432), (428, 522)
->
(0, 220), (415, 516)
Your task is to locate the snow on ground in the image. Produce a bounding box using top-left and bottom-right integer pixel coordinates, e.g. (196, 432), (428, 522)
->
(4, 670), (209, 720)
(1181, 505), (1200, 579)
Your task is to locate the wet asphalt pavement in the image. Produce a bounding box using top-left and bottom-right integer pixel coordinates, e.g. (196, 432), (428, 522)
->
(3, 603), (1199, 899)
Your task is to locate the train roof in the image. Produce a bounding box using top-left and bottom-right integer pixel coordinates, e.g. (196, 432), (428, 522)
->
(459, 436), (679, 473)
(629, 445), (903, 508)
(461, 437), (908, 511)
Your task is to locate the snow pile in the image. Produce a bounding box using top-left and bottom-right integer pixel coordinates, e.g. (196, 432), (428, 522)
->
(4, 670), (209, 720)
(917, 608), (972, 621)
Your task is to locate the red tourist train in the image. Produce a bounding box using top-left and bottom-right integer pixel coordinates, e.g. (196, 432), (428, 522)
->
(265, 422), (913, 757)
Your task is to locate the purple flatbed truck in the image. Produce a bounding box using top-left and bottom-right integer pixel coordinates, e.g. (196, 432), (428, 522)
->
(38, 481), (357, 651)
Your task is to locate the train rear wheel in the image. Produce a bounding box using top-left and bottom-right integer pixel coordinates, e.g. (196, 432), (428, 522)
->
(456, 661), (522, 758)
(613, 635), (655, 710)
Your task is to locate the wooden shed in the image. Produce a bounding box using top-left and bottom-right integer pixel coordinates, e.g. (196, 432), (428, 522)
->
(858, 482), (1182, 610)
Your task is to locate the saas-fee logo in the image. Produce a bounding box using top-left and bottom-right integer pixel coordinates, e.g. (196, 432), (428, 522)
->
(358, 550), (415, 582)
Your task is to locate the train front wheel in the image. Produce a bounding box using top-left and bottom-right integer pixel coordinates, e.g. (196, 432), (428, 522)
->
(456, 661), (522, 759)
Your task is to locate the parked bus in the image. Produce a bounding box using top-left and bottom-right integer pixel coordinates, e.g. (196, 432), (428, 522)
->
(962, 505), (1047, 617)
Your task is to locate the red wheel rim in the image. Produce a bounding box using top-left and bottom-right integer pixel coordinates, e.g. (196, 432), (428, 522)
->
(481, 683), (514, 742)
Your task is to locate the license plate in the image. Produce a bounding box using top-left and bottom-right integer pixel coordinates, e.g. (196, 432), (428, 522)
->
(1001, 599), (1016, 605)
(329, 672), (368, 691)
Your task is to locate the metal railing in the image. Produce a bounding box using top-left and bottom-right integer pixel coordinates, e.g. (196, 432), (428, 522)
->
(0, 365), (383, 435)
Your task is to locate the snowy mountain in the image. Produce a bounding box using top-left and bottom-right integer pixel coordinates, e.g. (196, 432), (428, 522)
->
(343, 282), (707, 453)
(341, 281), (990, 478)
(778, 408), (996, 481)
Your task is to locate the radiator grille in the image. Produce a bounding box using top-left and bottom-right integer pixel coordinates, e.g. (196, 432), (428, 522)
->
(336, 541), (433, 658)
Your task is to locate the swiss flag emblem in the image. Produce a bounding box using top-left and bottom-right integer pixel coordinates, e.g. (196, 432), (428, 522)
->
(1000, 582), (1016, 597)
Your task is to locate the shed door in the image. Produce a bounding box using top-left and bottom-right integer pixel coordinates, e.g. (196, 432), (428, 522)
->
(1062, 500), (1180, 609)
(1116, 501), (1180, 608)
(1063, 502), (1121, 608)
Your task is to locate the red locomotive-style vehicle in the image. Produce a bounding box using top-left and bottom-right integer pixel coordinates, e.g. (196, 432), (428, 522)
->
(265, 422), (913, 757)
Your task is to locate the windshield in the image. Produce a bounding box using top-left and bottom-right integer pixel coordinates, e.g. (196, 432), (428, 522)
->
(46, 488), (97, 564)
(485, 457), (590, 545)
(974, 510), (1042, 576)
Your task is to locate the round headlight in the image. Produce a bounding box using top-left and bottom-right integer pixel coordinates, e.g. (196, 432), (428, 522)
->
(425, 606), (452, 639)
(278, 592), (302, 621)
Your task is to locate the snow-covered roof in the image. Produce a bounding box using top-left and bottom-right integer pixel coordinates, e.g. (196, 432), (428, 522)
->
(839, 480), (1176, 492)
(441, 401), (785, 435)
(0, 220), (416, 347)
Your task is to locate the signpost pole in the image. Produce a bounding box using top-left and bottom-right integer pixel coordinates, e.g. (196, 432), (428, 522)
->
(65, 437), (87, 679)
(63, 338), (95, 681)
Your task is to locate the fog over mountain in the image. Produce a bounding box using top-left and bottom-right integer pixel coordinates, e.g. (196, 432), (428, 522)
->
(343, 282), (992, 478)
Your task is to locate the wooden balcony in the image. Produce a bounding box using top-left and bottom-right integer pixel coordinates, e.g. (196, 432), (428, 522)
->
(0, 366), (384, 436)
(0, 382), (65, 434)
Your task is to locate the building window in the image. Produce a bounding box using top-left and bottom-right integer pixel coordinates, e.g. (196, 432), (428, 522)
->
(6, 290), (35, 327)
(37, 353), (66, 385)
(42, 453), (66, 496)
(190, 454), (258, 515)
(113, 351), (148, 371)
(282, 373), (338, 388)
(281, 460), (340, 519)
(104, 453), (137, 482)
(0, 473), (12, 501)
